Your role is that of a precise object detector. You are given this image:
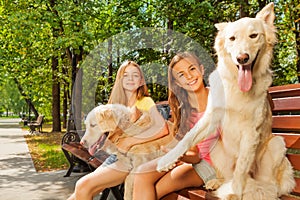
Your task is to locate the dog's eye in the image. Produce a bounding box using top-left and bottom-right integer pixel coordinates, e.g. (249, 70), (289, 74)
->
(249, 33), (258, 39)
(90, 124), (97, 128)
(229, 36), (235, 41)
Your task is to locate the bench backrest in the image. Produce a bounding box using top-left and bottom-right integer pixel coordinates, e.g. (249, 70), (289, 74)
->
(269, 83), (300, 195)
(36, 115), (44, 124)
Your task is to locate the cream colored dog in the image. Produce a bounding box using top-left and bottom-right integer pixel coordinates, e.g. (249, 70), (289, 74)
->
(81, 104), (151, 151)
(157, 3), (295, 200)
(81, 103), (171, 166)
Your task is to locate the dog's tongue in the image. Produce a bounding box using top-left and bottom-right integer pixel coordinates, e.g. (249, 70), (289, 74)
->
(88, 135), (106, 155)
(238, 65), (252, 92)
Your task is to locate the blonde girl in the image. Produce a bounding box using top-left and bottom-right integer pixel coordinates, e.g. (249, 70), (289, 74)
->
(67, 60), (168, 200)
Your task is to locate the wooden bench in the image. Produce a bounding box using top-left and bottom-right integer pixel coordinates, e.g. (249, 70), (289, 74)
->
(161, 83), (300, 200)
(28, 115), (44, 133)
(61, 130), (124, 200)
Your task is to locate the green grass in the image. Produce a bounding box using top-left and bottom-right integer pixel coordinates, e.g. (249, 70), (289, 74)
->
(24, 124), (69, 172)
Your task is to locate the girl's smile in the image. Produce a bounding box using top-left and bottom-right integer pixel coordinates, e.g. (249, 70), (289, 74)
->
(172, 58), (204, 92)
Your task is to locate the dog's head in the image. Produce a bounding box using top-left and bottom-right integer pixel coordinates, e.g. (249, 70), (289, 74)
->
(80, 104), (141, 149)
(214, 2), (276, 92)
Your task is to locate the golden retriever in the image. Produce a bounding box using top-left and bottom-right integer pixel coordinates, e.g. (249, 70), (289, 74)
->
(157, 3), (295, 199)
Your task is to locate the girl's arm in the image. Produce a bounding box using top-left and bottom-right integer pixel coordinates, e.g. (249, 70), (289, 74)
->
(116, 106), (169, 151)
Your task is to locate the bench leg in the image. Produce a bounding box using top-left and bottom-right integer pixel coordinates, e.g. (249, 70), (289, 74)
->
(110, 185), (124, 200)
(99, 186), (124, 200)
(99, 188), (110, 200)
(62, 148), (76, 177)
(29, 126), (36, 134)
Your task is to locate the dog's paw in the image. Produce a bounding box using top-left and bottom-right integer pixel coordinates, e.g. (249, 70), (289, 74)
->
(205, 179), (224, 190)
(156, 156), (178, 172)
(232, 176), (245, 197)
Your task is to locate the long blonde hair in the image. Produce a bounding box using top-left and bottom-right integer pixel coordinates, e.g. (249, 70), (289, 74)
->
(168, 52), (204, 140)
(108, 61), (149, 105)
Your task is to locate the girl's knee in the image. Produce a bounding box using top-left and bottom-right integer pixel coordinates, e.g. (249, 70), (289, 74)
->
(134, 172), (157, 186)
(75, 176), (93, 195)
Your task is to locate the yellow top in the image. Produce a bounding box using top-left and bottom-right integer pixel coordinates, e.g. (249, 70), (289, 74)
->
(134, 97), (155, 111)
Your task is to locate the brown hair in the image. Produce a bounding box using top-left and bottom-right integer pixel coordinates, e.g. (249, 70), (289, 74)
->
(108, 61), (149, 105)
(168, 52), (203, 140)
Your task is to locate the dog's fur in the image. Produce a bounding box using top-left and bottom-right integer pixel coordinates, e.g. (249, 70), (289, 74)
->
(81, 104), (152, 150)
(157, 3), (295, 199)
(81, 104), (171, 163)
(81, 104), (174, 200)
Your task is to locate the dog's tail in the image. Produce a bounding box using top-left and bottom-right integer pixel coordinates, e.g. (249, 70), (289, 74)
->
(276, 157), (296, 196)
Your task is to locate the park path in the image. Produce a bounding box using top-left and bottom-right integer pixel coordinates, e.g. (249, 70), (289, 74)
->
(0, 118), (83, 200)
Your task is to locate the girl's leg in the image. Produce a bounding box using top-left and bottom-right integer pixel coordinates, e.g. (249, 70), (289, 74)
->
(72, 162), (129, 200)
(133, 158), (167, 200)
(156, 163), (204, 199)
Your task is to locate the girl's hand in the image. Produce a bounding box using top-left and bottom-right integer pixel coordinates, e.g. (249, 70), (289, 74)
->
(179, 146), (201, 164)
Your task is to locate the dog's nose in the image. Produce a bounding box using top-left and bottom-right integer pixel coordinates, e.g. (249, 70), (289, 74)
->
(237, 53), (249, 64)
(80, 140), (85, 146)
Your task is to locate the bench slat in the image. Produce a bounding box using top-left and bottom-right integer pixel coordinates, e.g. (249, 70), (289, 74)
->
(188, 190), (207, 200)
(281, 194), (300, 200)
(272, 116), (300, 131)
(286, 154), (300, 171)
(269, 84), (300, 98)
(188, 189), (219, 200)
(273, 97), (300, 112)
(62, 143), (103, 168)
(273, 133), (300, 149)
(294, 178), (300, 195)
(161, 193), (190, 200)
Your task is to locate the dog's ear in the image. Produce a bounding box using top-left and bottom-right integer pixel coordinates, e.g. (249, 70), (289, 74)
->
(95, 107), (113, 122)
(103, 109), (113, 119)
(214, 22), (228, 54)
(256, 2), (275, 26)
(214, 22), (228, 31)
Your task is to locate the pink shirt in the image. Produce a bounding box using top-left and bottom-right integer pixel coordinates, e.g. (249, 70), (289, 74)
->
(188, 112), (220, 165)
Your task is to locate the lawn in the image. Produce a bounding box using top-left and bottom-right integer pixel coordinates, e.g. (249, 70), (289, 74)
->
(24, 123), (69, 172)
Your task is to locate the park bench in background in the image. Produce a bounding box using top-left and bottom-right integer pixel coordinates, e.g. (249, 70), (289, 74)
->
(28, 115), (44, 133)
(161, 83), (300, 200)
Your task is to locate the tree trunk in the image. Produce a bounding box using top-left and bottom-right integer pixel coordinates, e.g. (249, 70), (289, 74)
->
(67, 47), (84, 131)
(62, 84), (68, 129)
(108, 39), (113, 84)
(51, 56), (61, 132)
(73, 67), (82, 131)
(294, 9), (300, 82)
(49, 0), (64, 132)
(13, 78), (39, 119)
(61, 57), (69, 129)
(239, 0), (249, 18)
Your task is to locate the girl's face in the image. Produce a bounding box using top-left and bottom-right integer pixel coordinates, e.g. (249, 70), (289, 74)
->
(172, 57), (204, 92)
(122, 64), (142, 92)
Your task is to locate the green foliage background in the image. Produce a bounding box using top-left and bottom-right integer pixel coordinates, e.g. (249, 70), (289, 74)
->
(0, 0), (299, 123)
